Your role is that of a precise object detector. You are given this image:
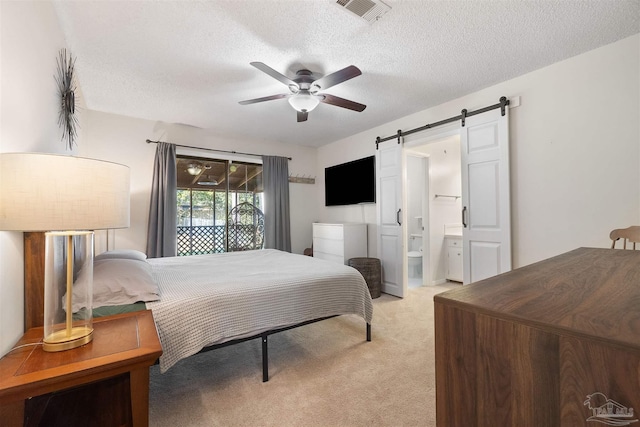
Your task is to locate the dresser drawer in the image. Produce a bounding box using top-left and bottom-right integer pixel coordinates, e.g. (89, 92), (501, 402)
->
(313, 237), (344, 256)
(447, 237), (462, 248)
(313, 251), (345, 265)
(313, 224), (344, 240)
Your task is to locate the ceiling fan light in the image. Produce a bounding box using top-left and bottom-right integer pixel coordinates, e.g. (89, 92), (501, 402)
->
(187, 163), (203, 176)
(198, 179), (218, 186)
(288, 92), (320, 112)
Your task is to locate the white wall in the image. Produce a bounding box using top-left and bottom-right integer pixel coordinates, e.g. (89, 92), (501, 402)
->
(318, 34), (640, 268)
(82, 110), (319, 255)
(0, 2), (78, 355)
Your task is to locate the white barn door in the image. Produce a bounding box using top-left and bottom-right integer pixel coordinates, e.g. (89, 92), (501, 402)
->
(461, 107), (511, 284)
(376, 141), (405, 297)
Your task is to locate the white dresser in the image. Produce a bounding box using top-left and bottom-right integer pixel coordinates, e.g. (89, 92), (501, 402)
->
(312, 223), (367, 265)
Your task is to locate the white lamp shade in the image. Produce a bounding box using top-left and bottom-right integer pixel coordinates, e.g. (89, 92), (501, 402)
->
(288, 92), (320, 112)
(0, 153), (130, 231)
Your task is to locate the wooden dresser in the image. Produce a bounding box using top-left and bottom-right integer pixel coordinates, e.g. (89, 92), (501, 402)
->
(434, 248), (640, 427)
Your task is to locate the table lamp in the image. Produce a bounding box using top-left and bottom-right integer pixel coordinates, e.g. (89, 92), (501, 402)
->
(0, 153), (130, 351)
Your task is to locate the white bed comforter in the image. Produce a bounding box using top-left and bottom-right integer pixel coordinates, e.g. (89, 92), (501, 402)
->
(146, 249), (374, 372)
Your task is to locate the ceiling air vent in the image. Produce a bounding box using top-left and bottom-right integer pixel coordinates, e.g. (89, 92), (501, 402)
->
(335, 0), (391, 23)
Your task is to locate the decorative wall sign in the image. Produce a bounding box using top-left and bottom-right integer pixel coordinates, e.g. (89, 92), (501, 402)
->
(584, 392), (638, 426)
(55, 49), (78, 150)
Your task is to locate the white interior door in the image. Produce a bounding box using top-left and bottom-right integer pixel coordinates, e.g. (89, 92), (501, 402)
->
(376, 141), (405, 297)
(461, 107), (511, 284)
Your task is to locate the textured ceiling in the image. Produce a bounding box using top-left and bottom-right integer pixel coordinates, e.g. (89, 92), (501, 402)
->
(53, 0), (639, 148)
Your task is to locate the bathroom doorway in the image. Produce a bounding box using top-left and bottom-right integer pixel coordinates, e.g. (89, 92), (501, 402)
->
(405, 153), (428, 288)
(405, 131), (462, 287)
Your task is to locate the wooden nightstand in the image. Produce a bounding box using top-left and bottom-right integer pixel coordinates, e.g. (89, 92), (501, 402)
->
(0, 310), (162, 427)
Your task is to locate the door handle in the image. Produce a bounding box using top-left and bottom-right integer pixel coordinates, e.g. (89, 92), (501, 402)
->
(396, 209), (402, 226)
(462, 206), (467, 228)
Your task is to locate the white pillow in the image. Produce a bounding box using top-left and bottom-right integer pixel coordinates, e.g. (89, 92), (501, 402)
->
(69, 258), (159, 312)
(95, 249), (147, 262)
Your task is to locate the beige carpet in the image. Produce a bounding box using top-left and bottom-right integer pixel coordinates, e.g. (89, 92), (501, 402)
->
(148, 283), (459, 427)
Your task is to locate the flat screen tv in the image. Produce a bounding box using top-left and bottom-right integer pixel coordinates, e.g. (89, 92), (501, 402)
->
(325, 156), (376, 206)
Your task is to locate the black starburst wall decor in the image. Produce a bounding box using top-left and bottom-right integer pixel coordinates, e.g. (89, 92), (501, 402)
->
(55, 49), (78, 150)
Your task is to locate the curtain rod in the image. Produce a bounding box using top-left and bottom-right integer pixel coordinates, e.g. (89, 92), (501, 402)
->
(145, 139), (292, 160)
(375, 96), (510, 149)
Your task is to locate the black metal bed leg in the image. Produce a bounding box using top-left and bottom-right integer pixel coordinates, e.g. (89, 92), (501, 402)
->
(366, 323), (371, 342)
(262, 334), (269, 382)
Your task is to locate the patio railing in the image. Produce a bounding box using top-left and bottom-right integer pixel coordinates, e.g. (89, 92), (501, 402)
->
(177, 225), (263, 256)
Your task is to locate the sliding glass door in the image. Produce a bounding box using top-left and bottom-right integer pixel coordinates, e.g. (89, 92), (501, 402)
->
(176, 156), (263, 256)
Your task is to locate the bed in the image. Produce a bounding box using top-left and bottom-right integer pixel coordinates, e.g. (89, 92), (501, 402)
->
(145, 249), (374, 376)
(24, 235), (374, 382)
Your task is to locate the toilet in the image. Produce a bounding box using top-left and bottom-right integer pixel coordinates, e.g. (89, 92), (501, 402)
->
(408, 250), (422, 278)
(408, 234), (422, 278)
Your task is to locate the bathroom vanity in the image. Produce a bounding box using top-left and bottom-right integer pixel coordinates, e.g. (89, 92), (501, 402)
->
(445, 226), (463, 283)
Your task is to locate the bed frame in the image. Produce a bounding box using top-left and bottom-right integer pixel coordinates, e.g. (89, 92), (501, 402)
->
(200, 316), (371, 382)
(23, 232), (372, 382)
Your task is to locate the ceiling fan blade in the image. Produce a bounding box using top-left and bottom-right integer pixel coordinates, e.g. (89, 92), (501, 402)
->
(239, 94), (289, 105)
(250, 62), (299, 89)
(311, 65), (361, 91)
(297, 111), (308, 122)
(320, 94), (366, 112)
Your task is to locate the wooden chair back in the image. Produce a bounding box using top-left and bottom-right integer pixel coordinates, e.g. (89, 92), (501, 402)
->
(609, 226), (640, 249)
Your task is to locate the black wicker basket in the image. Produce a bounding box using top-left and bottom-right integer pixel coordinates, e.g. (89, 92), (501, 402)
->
(348, 257), (382, 299)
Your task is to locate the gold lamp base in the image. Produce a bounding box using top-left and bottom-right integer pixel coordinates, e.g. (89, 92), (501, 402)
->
(43, 327), (93, 352)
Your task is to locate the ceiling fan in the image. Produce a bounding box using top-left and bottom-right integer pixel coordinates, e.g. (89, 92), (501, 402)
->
(239, 62), (366, 122)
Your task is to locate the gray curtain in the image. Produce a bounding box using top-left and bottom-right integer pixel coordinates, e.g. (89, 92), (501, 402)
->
(146, 142), (177, 257)
(262, 155), (291, 252)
